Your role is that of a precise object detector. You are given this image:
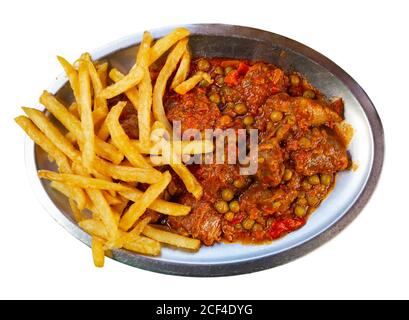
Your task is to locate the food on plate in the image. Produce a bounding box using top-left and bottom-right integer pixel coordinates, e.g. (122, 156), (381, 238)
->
(15, 27), (353, 267)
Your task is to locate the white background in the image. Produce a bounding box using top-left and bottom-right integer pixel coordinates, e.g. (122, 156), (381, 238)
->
(1, 0), (408, 300)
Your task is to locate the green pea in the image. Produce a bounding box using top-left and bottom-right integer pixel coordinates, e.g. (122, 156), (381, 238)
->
(209, 93), (220, 104)
(295, 205), (306, 217)
(221, 85), (232, 96)
(214, 66), (224, 75)
(283, 169), (293, 181)
(307, 195), (319, 207)
(242, 218), (255, 230)
(234, 103), (247, 115)
(224, 66), (234, 75)
(233, 179), (246, 189)
(214, 200), (229, 214)
(303, 89), (316, 99)
(243, 115), (254, 126)
(224, 211), (235, 222)
(216, 76), (225, 86)
(290, 74), (300, 86)
(297, 197), (308, 206)
(272, 201), (281, 209)
(197, 59), (210, 71)
(270, 110), (283, 122)
(302, 181), (312, 190)
(285, 115), (296, 125)
(308, 175), (320, 185)
(229, 200), (240, 213)
(225, 102), (235, 110)
(321, 174), (332, 186)
(221, 188), (234, 202)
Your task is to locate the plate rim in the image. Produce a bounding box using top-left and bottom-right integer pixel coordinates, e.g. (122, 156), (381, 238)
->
(25, 23), (384, 277)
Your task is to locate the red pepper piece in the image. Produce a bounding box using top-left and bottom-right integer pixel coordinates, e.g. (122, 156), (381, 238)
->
(224, 62), (249, 86)
(267, 217), (305, 240)
(237, 62), (249, 75)
(224, 70), (240, 86)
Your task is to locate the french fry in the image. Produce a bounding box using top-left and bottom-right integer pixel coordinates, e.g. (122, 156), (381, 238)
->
(142, 225), (201, 251)
(85, 55), (108, 115)
(112, 199), (129, 217)
(149, 28), (190, 64)
(122, 235), (161, 256)
(97, 68), (139, 141)
(15, 116), (71, 173)
(96, 62), (108, 88)
(100, 66), (143, 99)
(137, 31), (153, 150)
(108, 69), (139, 108)
(132, 139), (214, 155)
(102, 191), (122, 206)
(91, 236), (105, 268)
(154, 122), (203, 199)
(65, 132), (77, 145)
(81, 217), (122, 249)
(51, 181), (92, 211)
(79, 219), (108, 239)
(69, 198), (86, 222)
(96, 120), (110, 141)
(78, 54), (95, 169)
(92, 107), (109, 130)
(153, 38), (188, 133)
(40, 91), (124, 164)
(170, 161), (203, 199)
(68, 102), (80, 119)
(106, 101), (154, 169)
(69, 100), (104, 137)
(93, 157), (162, 183)
(128, 217), (151, 237)
(15, 115), (87, 210)
(22, 107), (81, 162)
(112, 211), (122, 226)
(171, 49), (191, 89)
(119, 189), (191, 216)
(80, 218), (160, 256)
(87, 189), (118, 241)
(15, 117), (88, 210)
(15, 28), (218, 268)
(71, 160), (116, 198)
(174, 72), (212, 95)
(57, 56), (80, 102)
(38, 170), (133, 192)
(120, 171), (171, 231)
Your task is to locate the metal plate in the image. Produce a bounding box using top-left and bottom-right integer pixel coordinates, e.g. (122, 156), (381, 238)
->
(26, 24), (384, 276)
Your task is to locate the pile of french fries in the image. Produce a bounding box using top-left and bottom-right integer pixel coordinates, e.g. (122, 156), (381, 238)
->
(15, 28), (214, 267)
